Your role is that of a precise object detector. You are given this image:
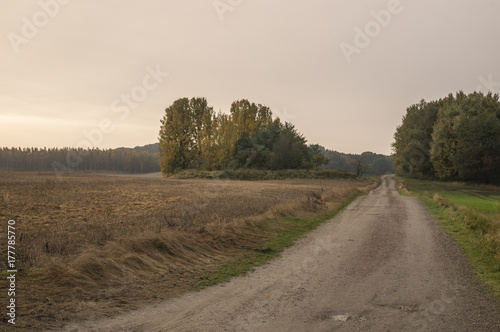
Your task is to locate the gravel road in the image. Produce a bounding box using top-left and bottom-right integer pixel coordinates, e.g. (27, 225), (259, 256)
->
(64, 176), (500, 331)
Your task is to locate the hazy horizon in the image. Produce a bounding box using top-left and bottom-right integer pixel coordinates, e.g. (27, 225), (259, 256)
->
(2, 0), (500, 155)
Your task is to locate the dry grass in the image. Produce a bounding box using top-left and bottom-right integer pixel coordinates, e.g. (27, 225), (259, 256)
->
(0, 172), (374, 330)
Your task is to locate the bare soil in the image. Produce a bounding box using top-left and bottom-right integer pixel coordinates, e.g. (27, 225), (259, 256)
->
(61, 176), (500, 331)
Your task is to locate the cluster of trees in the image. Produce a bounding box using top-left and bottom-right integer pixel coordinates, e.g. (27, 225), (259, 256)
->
(322, 149), (395, 176)
(159, 97), (327, 175)
(393, 91), (500, 183)
(0, 147), (160, 173)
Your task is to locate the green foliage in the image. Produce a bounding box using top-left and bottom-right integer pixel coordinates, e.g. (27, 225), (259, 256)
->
(231, 120), (314, 170)
(269, 133), (306, 169)
(159, 97), (318, 175)
(431, 92), (500, 183)
(392, 99), (441, 178)
(269, 123), (311, 170)
(309, 144), (329, 168)
(232, 119), (282, 169)
(393, 91), (500, 184)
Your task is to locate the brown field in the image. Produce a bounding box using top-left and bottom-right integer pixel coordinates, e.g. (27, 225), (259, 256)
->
(0, 172), (375, 330)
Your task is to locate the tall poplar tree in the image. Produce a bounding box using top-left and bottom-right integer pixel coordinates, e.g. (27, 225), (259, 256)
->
(159, 98), (195, 175)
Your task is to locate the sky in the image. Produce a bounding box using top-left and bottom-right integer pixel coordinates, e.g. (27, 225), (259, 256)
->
(1, 0), (500, 155)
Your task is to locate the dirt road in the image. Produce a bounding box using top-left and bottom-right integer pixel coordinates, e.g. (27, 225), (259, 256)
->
(64, 176), (499, 331)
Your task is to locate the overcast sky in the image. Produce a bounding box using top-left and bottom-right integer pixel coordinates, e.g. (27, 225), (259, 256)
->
(1, 0), (500, 155)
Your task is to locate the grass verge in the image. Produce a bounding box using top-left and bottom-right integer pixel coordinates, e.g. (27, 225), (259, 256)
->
(396, 177), (500, 298)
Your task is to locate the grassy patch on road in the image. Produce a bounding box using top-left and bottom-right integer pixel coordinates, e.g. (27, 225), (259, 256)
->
(397, 177), (500, 299)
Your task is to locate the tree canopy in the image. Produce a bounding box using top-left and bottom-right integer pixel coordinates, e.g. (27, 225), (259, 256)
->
(158, 97), (327, 175)
(393, 91), (500, 184)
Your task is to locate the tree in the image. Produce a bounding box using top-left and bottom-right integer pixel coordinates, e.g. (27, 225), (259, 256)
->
(158, 97), (320, 174)
(212, 113), (238, 169)
(159, 98), (195, 175)
(454, 110), (500, 182)
(232, 118), (283, 168)
(309, 144), (328, 168)
(431, 92), (500, 182)
(269, 123), (311, 170)
(393, 91), (500, 183)
(361, 152), (394, 176)
(269, 133), (302, 169)
(190, 97), (216, 169)
(392, 99), (442, 179)
(349, 156), (370, 177)
(429, 93), (464, 180)
(230, 99), (258, 139)
(230, 100), (273, 138)
(233, 132), (255, 168)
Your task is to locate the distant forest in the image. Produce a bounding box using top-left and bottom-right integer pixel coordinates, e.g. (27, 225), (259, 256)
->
(322, 149), (394, 177)
(0, 145), (160, 174)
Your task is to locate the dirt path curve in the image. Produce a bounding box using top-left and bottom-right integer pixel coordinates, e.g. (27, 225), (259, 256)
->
(64, 176), (499, 331)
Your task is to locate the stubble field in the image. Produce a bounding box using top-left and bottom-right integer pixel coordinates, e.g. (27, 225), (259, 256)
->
(0, 172), (374, 330)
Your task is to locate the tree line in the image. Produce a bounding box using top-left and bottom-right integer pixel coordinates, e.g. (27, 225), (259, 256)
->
(322, 149), (394, 177)
(0, 147), (160, 174)
(392, 91), (500, 184)
(158, 97), (328, 175)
